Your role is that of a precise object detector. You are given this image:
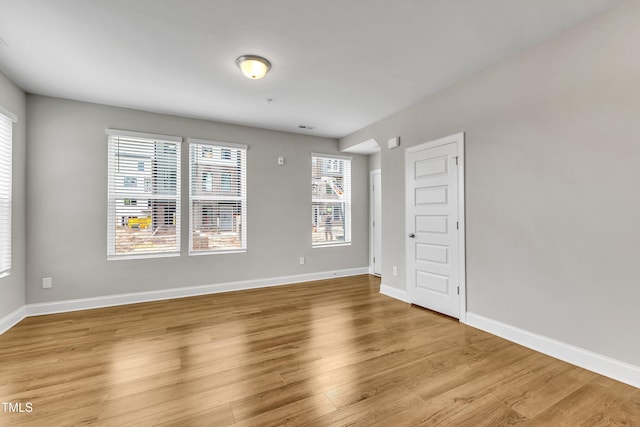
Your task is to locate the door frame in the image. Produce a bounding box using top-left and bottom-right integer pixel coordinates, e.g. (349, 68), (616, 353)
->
(405, 132), (466, 322)
(370, 169), (381, 276)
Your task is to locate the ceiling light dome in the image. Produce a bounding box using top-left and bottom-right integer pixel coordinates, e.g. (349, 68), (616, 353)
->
(236, 55), (271, 80)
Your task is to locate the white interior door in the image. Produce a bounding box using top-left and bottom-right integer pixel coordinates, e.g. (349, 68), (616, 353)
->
(406, 133), (465, 319)
(371, 170), (382, 275)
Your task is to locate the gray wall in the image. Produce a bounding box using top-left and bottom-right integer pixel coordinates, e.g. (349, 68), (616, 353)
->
(368, 152), (381, 171)
(0, 72), (26, 318)
(26, 96), (368, 304)
(340, 1), (640, 366)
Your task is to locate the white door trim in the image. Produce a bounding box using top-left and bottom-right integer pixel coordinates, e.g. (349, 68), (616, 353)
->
(370, 169), (381, 276)
(405, 132), (466, 322)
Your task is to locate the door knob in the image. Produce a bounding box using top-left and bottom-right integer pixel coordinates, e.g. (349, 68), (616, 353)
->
(408, 233), (415, 238)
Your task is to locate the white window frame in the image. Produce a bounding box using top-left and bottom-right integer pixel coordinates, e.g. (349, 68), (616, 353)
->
(0, 106), (16, 278)
(106, 129), (182, 260)
(188, 138), (247, 255)
(311, 153), (352, 248)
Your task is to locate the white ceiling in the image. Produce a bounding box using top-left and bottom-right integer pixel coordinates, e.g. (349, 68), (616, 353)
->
(0, 0), (622, 139)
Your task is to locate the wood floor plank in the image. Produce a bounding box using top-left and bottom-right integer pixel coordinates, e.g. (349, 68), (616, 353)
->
(0, 274), (636, 426)
(231, 393), (335, 427)
(311, 385), (425, 427)
(526, 379), (637, 426)
(11, 405), (101, 427)
(369, 393), (527, 427)
(151, 402), (235, 427)
(491, 357), (597, 419)
(619, 389), (640, 421)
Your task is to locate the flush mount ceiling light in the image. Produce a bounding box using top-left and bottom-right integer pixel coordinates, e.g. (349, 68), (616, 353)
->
(235, 55), (271, 80)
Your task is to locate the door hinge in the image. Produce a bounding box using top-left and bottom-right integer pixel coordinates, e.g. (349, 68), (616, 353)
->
(456, 221), (459, 230)
(457, 286), (460, 295)
(454, 156), (459, 166)
(373, 257), (375, 263)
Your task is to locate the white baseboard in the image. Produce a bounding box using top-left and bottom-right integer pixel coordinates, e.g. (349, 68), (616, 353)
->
(0, 306), (27, 335)
(25, 267), (370, 317)
(465, 312), (640, 389)
(380, 283), (409, 303)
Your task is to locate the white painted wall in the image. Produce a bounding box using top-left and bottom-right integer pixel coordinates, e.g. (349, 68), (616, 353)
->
(340, 1), (640, 366)
(0, 71), (26, 321)
(26, 96), (368, 304)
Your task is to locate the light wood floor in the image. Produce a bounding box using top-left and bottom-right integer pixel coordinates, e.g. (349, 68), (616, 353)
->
(0, 275), (638, 426)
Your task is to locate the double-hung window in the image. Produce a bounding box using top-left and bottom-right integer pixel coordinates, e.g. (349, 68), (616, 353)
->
(107, 130), (181, 259)
(312, 153), (351, 246)
(0, 108), (15, 278)
(188, 138), (247, 254)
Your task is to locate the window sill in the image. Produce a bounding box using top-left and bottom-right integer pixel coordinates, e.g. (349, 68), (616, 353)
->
(312, 243), (351, 249)
(189, 249), (247, 256)
(108, 252), (181, 261)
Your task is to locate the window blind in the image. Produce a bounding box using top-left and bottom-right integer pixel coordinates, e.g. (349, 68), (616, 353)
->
(312, 154), (352, 246)
(189, 139), (247, 254)
(107, 131), (181, 259)
(0, 111), (13, 277)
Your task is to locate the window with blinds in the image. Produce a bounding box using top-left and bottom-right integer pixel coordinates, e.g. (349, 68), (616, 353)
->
(0, 110), (14, 278)
(312, 154), (351, 246)
(189, 139), (247, 254)
(107, 130), (181, 259)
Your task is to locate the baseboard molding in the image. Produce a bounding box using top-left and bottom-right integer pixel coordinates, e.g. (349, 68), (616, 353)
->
(368, 265), (380, 278)
(465, 312), (640, 389)
(25, 267), (370, 317)
(380, 283), (409, 303)
(0, 306), (27, 335)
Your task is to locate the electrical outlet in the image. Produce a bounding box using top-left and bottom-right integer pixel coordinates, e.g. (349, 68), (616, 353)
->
(42, 277), (52, 289)
(392, 266), (398, 276)
(299, 257), (305, 265)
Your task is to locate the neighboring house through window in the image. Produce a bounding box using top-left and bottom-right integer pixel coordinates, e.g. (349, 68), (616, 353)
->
(203, 172), (213, 192)
(221, 173), (232, 192)
(124, 177), (138, 187)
